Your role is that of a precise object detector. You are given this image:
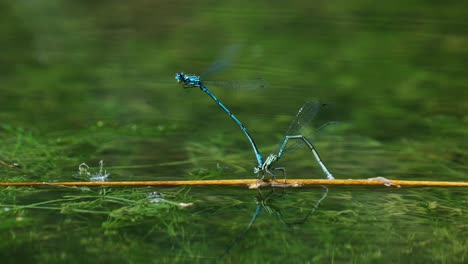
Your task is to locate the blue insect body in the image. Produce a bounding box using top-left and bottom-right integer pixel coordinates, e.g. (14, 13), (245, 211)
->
(176, 72), (264, 168)
(176, 72), (334, 180)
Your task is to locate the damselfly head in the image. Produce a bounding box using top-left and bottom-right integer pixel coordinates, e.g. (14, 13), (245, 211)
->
(254, 166), (261, 174)
(175, 72), (202, 88)
(175, 72), (185, 83)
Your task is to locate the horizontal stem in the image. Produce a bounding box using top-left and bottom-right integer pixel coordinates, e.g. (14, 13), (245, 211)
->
(0, 179), (466, 188)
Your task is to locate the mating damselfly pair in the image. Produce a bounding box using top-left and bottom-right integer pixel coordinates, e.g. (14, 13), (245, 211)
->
(175, 72), (334, 180)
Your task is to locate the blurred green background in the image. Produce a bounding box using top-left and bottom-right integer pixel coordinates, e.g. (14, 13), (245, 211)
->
(0, 1), (466, 263)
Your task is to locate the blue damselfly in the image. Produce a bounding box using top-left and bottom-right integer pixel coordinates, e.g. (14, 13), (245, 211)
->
(259, 100), (334, 180)
(176, 73), (334, 180)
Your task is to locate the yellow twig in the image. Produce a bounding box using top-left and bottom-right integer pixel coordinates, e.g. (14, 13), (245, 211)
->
(0, 179), (466, 188)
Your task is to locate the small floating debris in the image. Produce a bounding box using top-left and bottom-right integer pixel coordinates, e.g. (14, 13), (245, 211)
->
(367, 177), (401, 188)
(146, 191), (193, 208)
(146, 191), (164, 203)
(0, 159), (21, 169)
(78, 160), (110, 182)
(248, 180), (303, 189)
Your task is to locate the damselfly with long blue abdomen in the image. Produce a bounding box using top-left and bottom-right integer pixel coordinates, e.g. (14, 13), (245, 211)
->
(175, 72), (265, 168)
(176, 72), (335, 180)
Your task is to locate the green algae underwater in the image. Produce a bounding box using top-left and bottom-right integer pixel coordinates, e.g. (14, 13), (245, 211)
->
(1, 1), (467, 263)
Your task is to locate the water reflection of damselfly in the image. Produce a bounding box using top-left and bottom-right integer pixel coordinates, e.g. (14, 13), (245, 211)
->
(176, 71), (334, 180)
(219, 186), (329, 261)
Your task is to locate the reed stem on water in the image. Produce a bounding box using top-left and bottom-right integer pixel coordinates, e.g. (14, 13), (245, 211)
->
(0, 178), (466, 188)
